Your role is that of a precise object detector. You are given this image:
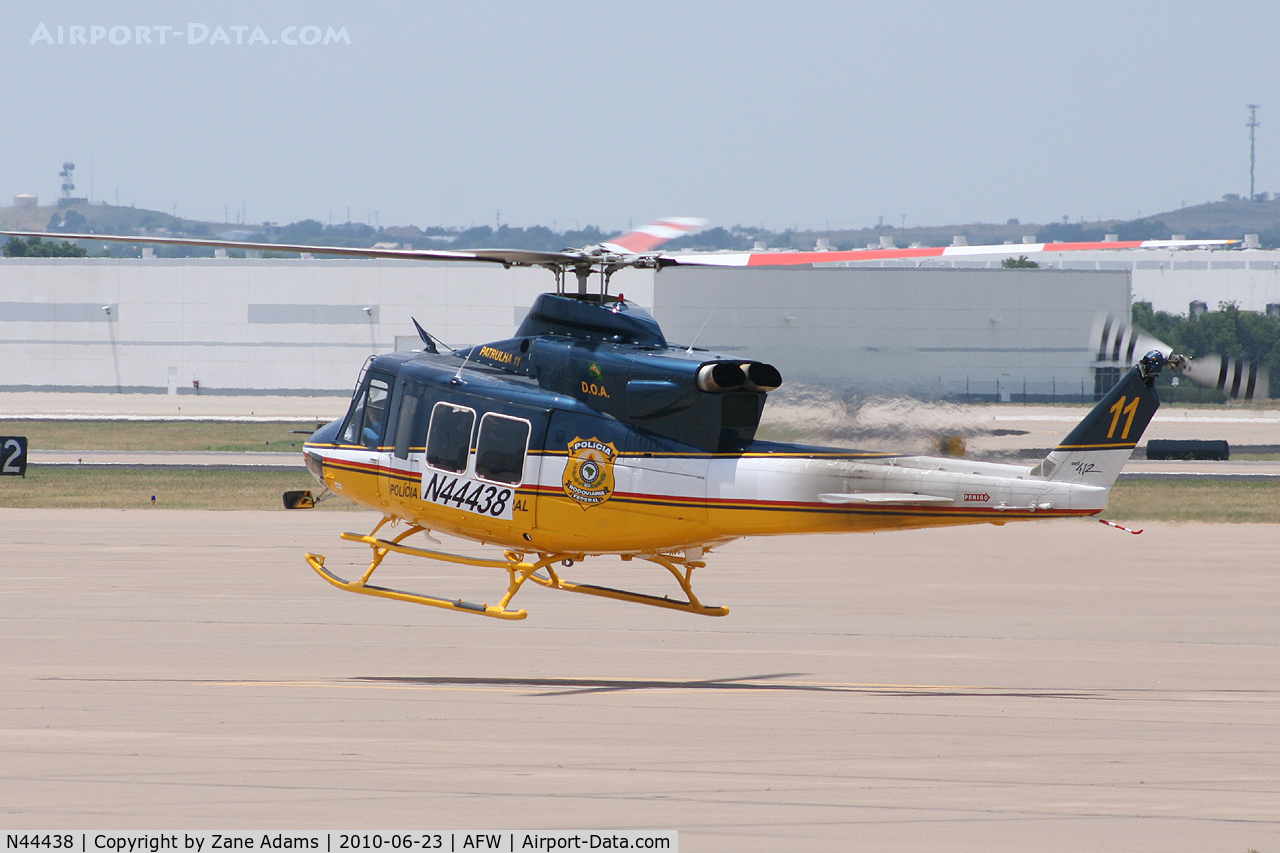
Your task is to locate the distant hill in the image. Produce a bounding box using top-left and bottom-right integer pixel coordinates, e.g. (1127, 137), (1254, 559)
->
(1136, 196), (1280, 240)
(0, 200), (192, 235)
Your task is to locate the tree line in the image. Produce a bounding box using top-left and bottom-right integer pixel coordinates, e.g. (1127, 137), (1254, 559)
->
(3, 236), (88, 257)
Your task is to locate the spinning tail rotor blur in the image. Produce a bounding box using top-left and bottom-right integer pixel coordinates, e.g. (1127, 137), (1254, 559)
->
(1091, 311), (1269, 405)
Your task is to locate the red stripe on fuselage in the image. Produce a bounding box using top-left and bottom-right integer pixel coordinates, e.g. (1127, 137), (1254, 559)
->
(521, 483), (1093, 519)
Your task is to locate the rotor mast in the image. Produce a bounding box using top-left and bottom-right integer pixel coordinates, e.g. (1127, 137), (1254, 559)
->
(548, 257), (646, 297)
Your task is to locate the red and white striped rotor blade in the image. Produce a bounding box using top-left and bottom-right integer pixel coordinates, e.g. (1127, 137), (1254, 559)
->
(661, 237), (1239, 268)
(600, 217), (708, 254)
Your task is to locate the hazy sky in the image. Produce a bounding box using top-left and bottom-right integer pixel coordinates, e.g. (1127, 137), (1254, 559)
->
(6, 1), (1280, 234)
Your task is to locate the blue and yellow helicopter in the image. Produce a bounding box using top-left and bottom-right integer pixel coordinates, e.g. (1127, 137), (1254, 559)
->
(2, 222), (1226, 620)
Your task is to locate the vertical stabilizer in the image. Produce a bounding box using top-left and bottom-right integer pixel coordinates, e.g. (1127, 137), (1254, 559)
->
(1035, 354), (1163, 488)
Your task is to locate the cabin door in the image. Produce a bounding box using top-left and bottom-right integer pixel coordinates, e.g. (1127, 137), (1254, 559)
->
(340, 370), (395, 507)
(415, 397), (545, 537)
(380, 375), (427, 508)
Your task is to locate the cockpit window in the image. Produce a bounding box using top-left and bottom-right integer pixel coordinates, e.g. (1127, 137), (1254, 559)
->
(342, 397), (365, 445)
(426, 402), (475, 474)
(343, 377), (390, 448)
(475, 413), (531, 485)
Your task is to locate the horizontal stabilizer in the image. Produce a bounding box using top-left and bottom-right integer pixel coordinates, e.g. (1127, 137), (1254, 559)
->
(819, 492), (954, 504)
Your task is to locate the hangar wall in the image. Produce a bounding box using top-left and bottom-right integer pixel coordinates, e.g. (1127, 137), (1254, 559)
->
(0, 258), (654, 395)
(0, 257), (1125, 399)
(834, 247), (1280, 314)
(652, 266), (1127, 401)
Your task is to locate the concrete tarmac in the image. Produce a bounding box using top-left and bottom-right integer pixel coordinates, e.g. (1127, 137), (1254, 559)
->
(1, 509), (1277, 851)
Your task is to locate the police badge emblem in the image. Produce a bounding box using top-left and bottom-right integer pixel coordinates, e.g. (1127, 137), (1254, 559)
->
(562, 437), (617, 508)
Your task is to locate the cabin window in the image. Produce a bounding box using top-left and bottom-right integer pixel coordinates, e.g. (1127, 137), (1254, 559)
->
(343, 376), (391, 448)
(475, 413), (531, 485)
(426, 402), (475, 474)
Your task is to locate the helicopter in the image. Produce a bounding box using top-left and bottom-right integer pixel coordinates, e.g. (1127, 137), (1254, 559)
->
(1, 221), (1235, 620)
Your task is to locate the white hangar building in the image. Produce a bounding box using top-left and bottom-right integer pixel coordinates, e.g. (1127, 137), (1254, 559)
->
(835, 246), (1280, 316)
(0, 254), (1158, 401)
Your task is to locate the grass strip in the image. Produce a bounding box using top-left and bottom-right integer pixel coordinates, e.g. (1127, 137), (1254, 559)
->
(1104, 478), (1280, 523)
(0, 467), (359, 511)
(0, 419), (327, 453)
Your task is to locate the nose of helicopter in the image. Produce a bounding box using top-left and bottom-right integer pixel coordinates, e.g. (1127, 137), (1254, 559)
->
(283, 418), (345, 510)
(304, 448), (326, 484)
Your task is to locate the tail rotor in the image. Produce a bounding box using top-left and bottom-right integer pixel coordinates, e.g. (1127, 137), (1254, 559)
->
(1091, 311), (1270, 405)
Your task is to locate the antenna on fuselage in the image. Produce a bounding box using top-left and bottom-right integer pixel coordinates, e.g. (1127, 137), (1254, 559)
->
(450, 346), (474, 384)
(686, 311), (714, 353)
(411, 317), (443, 353)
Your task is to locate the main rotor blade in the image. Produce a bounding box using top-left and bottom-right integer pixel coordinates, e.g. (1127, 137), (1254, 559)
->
(658, 237), (1240, 267)
(598, 217), (709, 254)
(0, 230), (587, 267)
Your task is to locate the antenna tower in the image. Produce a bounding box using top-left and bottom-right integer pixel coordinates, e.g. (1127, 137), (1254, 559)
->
(59, 162), (76, 199)
(1247, 104), (1261, 201)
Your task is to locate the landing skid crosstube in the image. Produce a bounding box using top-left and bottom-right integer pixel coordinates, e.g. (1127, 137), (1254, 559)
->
(306, 517), (728, 620)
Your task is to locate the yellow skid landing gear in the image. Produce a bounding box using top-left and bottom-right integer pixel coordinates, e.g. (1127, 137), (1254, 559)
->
(306, 518), (728, 620)
(527, 553), (728, 617)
